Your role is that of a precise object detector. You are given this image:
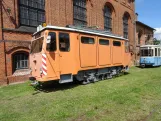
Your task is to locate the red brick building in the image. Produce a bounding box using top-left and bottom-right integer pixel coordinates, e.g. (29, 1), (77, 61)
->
(0, 0), (135, 85)
(135, 14), (155, 65)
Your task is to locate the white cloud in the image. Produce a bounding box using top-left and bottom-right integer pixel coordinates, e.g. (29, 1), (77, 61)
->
(154, 27), (161, 40)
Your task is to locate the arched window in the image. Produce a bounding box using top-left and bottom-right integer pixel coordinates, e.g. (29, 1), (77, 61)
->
(73, 0), (87, 26)
(123, 14), (129, 39)
(13, 52), (29, 72)
(104, 6), (112, 31)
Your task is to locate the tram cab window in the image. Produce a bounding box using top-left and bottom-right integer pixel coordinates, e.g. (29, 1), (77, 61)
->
(59, 33), (70, 52)
(46, 32), (56, 52)
(113, 41), (121, 46)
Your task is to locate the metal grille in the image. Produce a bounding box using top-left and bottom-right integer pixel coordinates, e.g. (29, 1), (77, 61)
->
(123, 15), (128, 39)
(73, 0), (87, 26)
(19, 0), (45, 27)
(104, 6), (112, 31)
(13, 53), (29, 71)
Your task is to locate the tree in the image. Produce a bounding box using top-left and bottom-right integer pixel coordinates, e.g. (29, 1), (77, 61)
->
(153, 38), (161, 45)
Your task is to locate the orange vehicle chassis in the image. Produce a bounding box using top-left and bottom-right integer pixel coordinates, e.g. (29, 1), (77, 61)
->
(30, 25), (131, 85)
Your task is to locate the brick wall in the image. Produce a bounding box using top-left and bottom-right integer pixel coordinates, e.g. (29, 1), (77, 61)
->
(135, 22), (155, 65)
(0, 0), (135, 85)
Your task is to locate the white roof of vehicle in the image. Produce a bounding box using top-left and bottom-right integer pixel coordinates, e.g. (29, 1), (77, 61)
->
(33, 25), (128, 41)
(140, 45), (161, 48)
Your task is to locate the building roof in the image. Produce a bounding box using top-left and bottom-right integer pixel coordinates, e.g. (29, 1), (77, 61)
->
(34, 25), (128, 40)
(136, 21), (156, 31)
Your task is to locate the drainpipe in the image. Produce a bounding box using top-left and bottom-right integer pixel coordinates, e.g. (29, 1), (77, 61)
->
(0, 1), (8, 84)
(134, 1), (137, 66)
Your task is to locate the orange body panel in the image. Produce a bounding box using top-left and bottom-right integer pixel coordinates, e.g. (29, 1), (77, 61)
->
(112, 45), (123, 65)
(30, 28), (131, 82)
(98, 38), (111, 66)
(79, 35), (97, 68)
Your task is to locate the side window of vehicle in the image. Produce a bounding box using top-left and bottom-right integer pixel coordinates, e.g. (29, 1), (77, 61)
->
(155, 48), (157, 56)
(81, 37), (95, 44)
(158, 48), (160, 56)
(46, 32), (56, 51)
(99, 39), (109, 45)
(113, 41), (121, 46)
(59, 33), (70, 52)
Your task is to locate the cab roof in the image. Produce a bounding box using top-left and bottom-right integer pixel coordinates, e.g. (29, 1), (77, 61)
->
(33, 25), (128, 40)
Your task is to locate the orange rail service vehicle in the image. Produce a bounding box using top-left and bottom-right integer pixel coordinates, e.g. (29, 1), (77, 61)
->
(30, 25), (131, 85)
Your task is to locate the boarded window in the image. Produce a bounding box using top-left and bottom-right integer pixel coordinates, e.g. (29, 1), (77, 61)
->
(73, 0), (87, 26)
(59, 33), (70, 52)
(46, 32), (56, 52)
(113, 41), (121, 46)
(81, 37), (95, 44)
(19, 0), (45, 27)
(99, 39), (109, 45)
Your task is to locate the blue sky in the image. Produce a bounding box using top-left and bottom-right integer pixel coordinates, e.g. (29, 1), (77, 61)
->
(136, 0), (161, 39)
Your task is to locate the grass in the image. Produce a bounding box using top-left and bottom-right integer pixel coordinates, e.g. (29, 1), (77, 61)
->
(0, 67), (161, 121)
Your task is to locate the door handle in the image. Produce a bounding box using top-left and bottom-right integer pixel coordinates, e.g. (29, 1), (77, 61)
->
(59, 53), (62, 57)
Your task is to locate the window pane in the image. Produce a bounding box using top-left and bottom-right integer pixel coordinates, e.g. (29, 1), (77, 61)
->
(104, 6), (112, 31)
(59, 33), (70, 52)
(31, 37), (44, 54)
(113, 41), (121, 46)
(155, 48), (158, 56)
(13, 53), (29, 71)
(123, 15), (128, 39)
(81, 37), (94, 44)
(19, 0), (45, 27)
(47, 32), (57, 52)
(73, 0), (87, 26)
(158, 48), (160, 56)
(99, 39), (109, 45)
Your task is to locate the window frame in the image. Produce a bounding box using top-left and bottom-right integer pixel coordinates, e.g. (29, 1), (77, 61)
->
(123, 15), (129, 39)
(73, 0), (87, 26)
(113, 41), (121, 47)
(104, 6), (112, 31)
(155, 48), (158, 57)
(99, 39), (110, 46)
(46, 32), (57, 52)
(81, 36), (95, 44)
(13, 52), (29, 71)
(19, 0), (45, 27)
(59, 32), (70, 52)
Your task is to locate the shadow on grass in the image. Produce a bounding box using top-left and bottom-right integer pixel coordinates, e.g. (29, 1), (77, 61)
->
(32, 72), (130, 94)
(33, 80), (81, 94)
(135, 65), (160, 69)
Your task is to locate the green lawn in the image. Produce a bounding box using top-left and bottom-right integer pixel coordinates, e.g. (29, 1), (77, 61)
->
(1, 67), (161, 121)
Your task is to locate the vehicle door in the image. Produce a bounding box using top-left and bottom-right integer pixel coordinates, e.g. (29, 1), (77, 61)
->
(58, 32), (74, 75)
